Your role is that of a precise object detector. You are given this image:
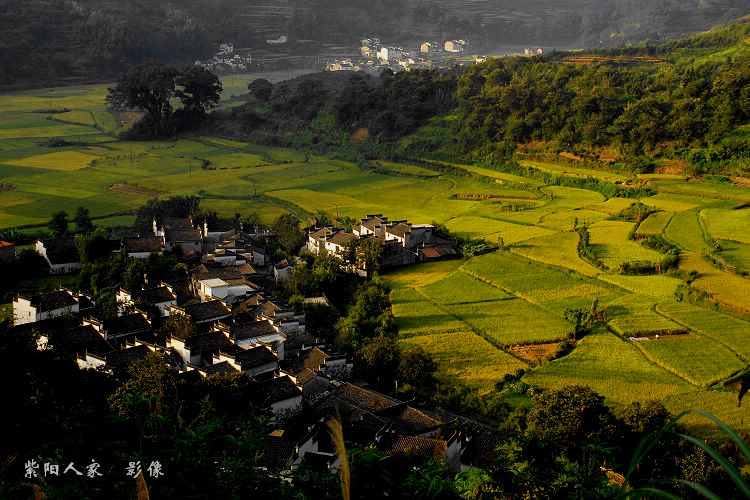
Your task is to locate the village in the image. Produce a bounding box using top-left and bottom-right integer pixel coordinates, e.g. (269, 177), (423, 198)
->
(325, 37), (473, 73)
(3, 212), (506, 474)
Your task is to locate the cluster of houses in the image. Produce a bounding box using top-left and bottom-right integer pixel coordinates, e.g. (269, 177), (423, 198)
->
(8, 210), (505, 475)
(325, 37), (470, 73)
(194, 42), (253, 73)
(307, 214), (456, 268)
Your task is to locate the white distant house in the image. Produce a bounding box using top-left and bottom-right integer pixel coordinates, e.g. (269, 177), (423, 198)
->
(196, 277), (255, 302)
(36, 239), (81, 275)
(420, 42), (438, 54)
(444, 40), (467, 53)
(13, 289), (79, 325)
(267, 35), (288, 45)
(377, 47), (403, 61)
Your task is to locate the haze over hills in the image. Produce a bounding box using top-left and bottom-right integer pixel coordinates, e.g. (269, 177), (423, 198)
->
(2, 0), (748, 88)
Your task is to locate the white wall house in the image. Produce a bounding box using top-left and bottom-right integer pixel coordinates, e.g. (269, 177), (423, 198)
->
(13, 289), (79, 325)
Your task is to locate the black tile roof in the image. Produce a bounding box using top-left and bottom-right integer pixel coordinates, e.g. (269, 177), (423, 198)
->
(229, 321), (278, 340)
(232, 345), (277, 369)
(123, 237), (162, 253)
(46, 249), (81, 265)
(184, 331), (234, 355)
(261, 376), (302, 404)
(27, 290), (78, 312)
(49, 325), (113, 357)
(137, 286), (176, 304)
(102, 345), (152, 368)
(39, 238), (77, 252)
(183, 300), (231, 322)
(165, 229), (202, 242)
(103, 313), (151, 337)
(202, 361), (238, 376)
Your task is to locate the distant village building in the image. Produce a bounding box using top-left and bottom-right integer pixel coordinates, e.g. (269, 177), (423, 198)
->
(420, 42), (438, 54)
(377, 47), (404, 61)
(444, 40), (467, 53)
(267, 35), (288, 45)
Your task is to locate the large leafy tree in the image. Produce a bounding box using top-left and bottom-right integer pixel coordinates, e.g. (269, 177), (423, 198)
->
(106, 62), (180, 136)
(175, 65), (223, 114)
(48, 210), (69, 237)
(272, 213), (304, 255)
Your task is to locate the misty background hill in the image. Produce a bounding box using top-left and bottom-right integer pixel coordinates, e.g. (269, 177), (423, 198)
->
(1, 0), (748, 88)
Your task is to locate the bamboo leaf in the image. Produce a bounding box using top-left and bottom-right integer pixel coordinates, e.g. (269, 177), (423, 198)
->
(673, 479), (723, 500)
(673, 432), (750, 498)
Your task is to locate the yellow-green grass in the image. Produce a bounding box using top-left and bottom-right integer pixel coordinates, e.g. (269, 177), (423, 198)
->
(636, 336), (746, 387)
(665, 210), (712, 252)
(487, 225), (556, 245)
(520, 160), (630, 183)
(201, 198), (291, 226)
(638, 173), (687, 180)
(462, 252), (585, 293)
(718, 240), (750, 274)
(4, 150), (101, 171)
(203, 137), (249, 148)
(418, 270), (513, 304)
(444, 216), (522, 240)
(376, 161), (441, 177)
(680, 251), (750, 313)
(524, 329), (693, 407)
(518, 282), (622, 316)
(449, 176), (540, 199)
(204, 152), (268, 168)
(510, 231), (601, 277)
(384, 260), (464, 288)
(636, 211), (675, 236)
(606, 296), (686, 336)
(53, 110), (96, 126)
(401, 331), (528, 392)
(652, 180), (750, 202)
(541, 185), (606, 209)
(537, 209), (609, 230)
(662, 389), (750, 439)
(656, 302), (750, 360)
(390, 287), (467, 337)
(446, 298), (572, 345)
(585, 197), (636, 215)
(700, 208), (750, 244)
(90, 215), (136, 228)
(588, 220), (665, 269)
(0, 123), (99, 139)
(598, 275), (683, 298)
(456, 163), (545, 186)
(641, 193), (702, 212)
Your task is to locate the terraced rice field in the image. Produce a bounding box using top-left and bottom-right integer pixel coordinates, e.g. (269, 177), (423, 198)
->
(402, 331), (528, 391)
(636, 211), (675, 236)
(524, 329), (693, 407)
(418, 270), (513, 304)
(588, 220), (665, 269)
(700, 207), (750, 243)
(636, 336), (746, 386)
(509, 231), (601, 277)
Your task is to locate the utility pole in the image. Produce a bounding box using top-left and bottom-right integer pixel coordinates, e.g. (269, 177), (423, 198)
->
(333, 202), (339, 219)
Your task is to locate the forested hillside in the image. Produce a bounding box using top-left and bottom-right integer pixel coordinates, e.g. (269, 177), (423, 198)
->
(219, 15), (750, 177)
(2, 0), (748, 88)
